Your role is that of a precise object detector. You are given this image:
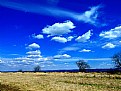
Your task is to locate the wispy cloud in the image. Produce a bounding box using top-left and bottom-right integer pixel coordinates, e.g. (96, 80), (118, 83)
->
(0, 0), (100, 25)
(84, 58), (111, 61)
(60, 46), (79, 53)
(79, 49), (92, 52)
(9, 54), (19, 56)
(46, 5), (100, 25)
(52, 57), (112, 62)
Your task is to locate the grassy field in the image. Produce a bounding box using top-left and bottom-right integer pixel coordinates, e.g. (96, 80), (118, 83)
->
(0, 72), (121, 91)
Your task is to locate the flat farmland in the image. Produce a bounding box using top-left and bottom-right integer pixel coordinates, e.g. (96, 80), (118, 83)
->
(0, 72), (121, 91)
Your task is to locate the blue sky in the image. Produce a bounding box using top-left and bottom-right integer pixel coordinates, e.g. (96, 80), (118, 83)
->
(0, 0), (121, 71)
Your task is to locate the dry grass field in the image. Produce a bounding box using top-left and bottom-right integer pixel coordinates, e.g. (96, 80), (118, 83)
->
(0, 72), (121, 91)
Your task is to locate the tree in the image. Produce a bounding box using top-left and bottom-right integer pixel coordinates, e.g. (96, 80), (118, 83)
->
(76, 60), (90, 72)
(112, 52), (121, 69)
(18, 69), (23, 72)
(34, 65), (41, 72)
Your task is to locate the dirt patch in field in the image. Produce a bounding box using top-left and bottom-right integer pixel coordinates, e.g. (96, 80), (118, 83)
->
(0, 83), (21, 91)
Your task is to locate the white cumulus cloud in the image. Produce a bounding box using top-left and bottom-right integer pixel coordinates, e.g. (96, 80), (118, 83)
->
(32, 34), (44, 39)
(27, 43), (40, 49)
(27, 55), (42, 58)
(75, 30), (92, 42)
(67, 36), (74, 41)
(99, 26), (121, 39)
(42, 20), (75, 36)
(26, 50), (41, 55)
(54, 54), (71, 59)
(79, 49), (91, 52)
(102, 43), (116, 49)
(51, 36), (67, 43)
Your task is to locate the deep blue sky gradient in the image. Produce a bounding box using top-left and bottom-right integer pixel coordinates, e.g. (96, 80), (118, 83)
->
(0, 0), (121, 71)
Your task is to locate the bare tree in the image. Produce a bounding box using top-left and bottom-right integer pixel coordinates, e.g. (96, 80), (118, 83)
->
(34, 65), (41, 72)
(112, 52), (121, 69)
(18, 69), (23, 72)
(76, 60), (90, 72)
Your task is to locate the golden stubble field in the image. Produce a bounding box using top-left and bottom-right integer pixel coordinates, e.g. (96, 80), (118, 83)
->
(0, 72), (121, 91)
